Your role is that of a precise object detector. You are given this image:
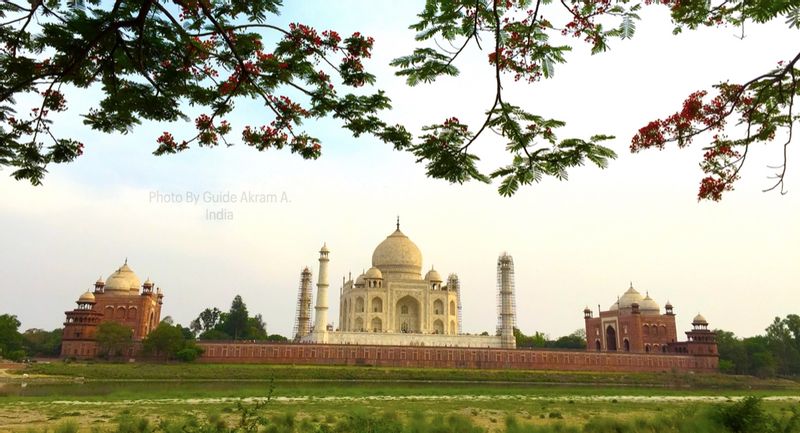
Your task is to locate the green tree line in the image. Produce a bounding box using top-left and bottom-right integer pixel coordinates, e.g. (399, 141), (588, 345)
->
(716, 314), (800, 378)
(513, 328), (586, 350)
(190, 294), (287, 342)
(0, 314), (62, 361)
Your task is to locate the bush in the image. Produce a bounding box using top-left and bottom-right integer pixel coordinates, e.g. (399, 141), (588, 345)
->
(53, 421), (78, 433)
(5, 349), (26, 362)
(716, 396), (769, 433)
(175, 347), (202, 362)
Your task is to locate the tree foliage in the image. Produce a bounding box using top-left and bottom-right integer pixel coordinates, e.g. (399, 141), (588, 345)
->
(223, 294), (249, 340)
(190, 307), (222, 336)
(142, 320), (203, 361)
(22, 327), (62, 357)
(0, 314), (25, 361)
(194, 294), (277, 341)
(716, 314), (800, 378)
(513, 327), (585, 349)
(1, 0), (796, 199)
(95, 321), (132, 359)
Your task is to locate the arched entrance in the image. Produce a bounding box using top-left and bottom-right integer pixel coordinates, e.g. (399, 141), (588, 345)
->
(605, 325), (617, 351)
(395, 295), (421, 333)
(433, 319), (444, 334)
(623, 339), (630, 352)
(371, 317), (382, 332)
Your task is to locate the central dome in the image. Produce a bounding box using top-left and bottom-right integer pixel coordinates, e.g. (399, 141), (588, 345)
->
(104, 262), (141, 294)
(371, 228), (423, 278)
(610, 284), (644, 310)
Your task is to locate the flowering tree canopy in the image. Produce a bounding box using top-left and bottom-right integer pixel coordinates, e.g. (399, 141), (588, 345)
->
(1, 0), (798, 200)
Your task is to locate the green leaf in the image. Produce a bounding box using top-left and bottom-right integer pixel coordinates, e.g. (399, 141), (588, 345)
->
(620, 14), (636, 39)
(786, 6), (800, 29)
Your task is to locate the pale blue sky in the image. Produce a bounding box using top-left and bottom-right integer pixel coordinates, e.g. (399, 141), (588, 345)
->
(1, 1), (798, 339)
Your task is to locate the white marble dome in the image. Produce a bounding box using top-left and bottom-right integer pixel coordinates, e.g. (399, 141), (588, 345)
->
(371, 228), (422, 277)
(365, 267), (383, 279)
(639, 294), (660, 314)
(425, 267), (442, 282)
(104, 262), (141, 294)
(610, 284), (644, 310)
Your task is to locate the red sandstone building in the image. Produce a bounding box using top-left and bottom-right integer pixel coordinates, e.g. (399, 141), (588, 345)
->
(583, 284), (717, 358)
(61, 261), (163, 358)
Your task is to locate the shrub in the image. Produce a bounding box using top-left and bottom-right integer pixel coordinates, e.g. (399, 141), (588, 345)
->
(175, 347), (202, 362)
(53, 421), (78, 433)
(716, 396), (769, 433)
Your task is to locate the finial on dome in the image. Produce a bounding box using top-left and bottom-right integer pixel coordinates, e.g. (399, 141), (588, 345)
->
(396, 215), (400, 230)
(125, 257), (128, 265)
(629, 281), (633, 289)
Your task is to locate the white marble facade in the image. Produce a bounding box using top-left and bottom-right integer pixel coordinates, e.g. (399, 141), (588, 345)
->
(301, 222), (513, 349)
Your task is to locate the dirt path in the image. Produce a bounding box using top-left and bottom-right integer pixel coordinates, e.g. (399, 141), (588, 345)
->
(4, 394), (800, 406)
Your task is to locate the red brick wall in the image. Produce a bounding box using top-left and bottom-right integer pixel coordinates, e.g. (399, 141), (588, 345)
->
(196, 342), (719, 373)
(93, 293), (161, 339)
(61, 340), (99, 359)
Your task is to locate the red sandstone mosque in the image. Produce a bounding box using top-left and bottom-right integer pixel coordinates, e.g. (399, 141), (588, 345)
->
(61, 260), (163, 358)
(583, 284), (717, 358)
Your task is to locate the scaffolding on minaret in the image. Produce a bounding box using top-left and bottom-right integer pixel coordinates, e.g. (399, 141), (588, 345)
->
(496, 252), (517, 335)
(447, 273), (462, 334)
(292, 267), (314, 341)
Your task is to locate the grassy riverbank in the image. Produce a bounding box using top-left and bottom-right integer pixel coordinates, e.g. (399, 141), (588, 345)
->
(3, 363), (797, 432)
(15, 362), (800, 390)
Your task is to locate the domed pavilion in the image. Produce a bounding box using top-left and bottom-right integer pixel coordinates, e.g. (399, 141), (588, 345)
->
(61, 260), (164, 359)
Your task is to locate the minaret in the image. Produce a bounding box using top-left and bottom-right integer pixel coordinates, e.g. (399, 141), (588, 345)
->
(293, 267), (314, 340)
(497, 253), (516, 348)
(312, 243), (330, 342)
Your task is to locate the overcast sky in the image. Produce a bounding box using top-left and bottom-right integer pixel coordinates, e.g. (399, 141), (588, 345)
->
(1, 1), (798, 340)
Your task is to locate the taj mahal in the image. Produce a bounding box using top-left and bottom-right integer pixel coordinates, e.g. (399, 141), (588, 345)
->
(296, 219), (517, 348)
(58, 218), (718, 373)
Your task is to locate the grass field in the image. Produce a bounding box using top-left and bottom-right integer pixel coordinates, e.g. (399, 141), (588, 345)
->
(1, 363), (799, 433)
(14, 362), (800, 390)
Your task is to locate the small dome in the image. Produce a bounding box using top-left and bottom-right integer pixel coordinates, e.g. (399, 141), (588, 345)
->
(320, 243), (329, 253)
(355, 273), (366, 287)
(105, 262), (141, 294)
(143, 277), (154, 287)
(95, 276), (105, 285)
(693, 313), (707, 324)
(583, 306), (591, 313)
(425, 267), (442, 282)
(372, 228), (423, 278)
(639, 294), (660, 314)
(78, 291), (95, 303)
(609, 301), (619, 311)
(665, 300), (673, 308)
(365, 267), (383, 279)
(611, 283), (644, 310)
